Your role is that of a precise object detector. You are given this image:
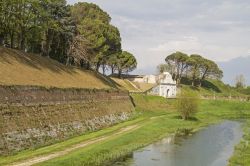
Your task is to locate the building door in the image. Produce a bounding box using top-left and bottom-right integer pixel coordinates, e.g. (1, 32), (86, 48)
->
(166, 89), (170, 97)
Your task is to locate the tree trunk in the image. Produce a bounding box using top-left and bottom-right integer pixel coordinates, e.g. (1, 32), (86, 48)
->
(19, 29), (26, 50)
(96, 62), (101, 72)
(45, 35), (50, 57)
(118, 70), (122, 78)
(86, 62), (90, 70)
(10, 33), (14, 48)
(198, 80), (202, 87)
(201, 68), (208, 81)
(44, 29), (54, 57)
(176, 61), (180, 81)
(178, 78), (181, 85)
(102, 65), (105, 75)
(0, 33), (5, 45)
(192, 65), (198, 87)
(200, 68), (208, 87)
(111, 66), (114, 74)
(192, 80), (194, 86)
(20, 37), (25, 50)
(66, 57), (70, 66)
(192, 73), (196, 86)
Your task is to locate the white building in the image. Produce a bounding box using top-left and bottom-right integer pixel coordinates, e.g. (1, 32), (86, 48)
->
(125, 72), (177, 98)
(143, 75), (157, 84)
(147, 72), (177, 98)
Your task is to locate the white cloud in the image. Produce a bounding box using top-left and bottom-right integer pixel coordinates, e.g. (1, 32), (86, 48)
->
(67, 0), (250, 78)
(148, 38), (250, 62)
(149, 36), (202, 54)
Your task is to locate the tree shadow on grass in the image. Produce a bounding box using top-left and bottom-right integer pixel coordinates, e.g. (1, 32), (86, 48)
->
(201, 80), (221, 93)
(173, 115), (199, 121)
(94, 72), (120, 89)
(0, 47), (77, 74)
(0, 47), (121, 88)
(180, 77), (221, 93)
(190, 86), (200, 91)
(129, 95), (136, 107)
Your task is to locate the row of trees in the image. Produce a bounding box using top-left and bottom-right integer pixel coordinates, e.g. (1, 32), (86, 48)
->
(158, 51), (223, 86)
(0, 0), (74, 60)
(0, 1), (137, 76)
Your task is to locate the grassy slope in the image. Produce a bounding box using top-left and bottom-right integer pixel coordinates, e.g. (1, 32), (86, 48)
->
(2, 95), (250, 166)
(0, 47), (116, 89)
(237, 87), (250, 95)
(110, 77), (139, 92)
(111, 77), (156, 93)
(229, 119), (250, 166)
(132, 82), (155, 92)
(181, 79), (246, 98)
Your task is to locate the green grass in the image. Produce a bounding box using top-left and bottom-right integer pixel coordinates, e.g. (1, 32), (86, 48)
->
(36, 97), (250, 166)
(131, 94), (176, 112)
(1, 95), (250, 166)
(236, 86), (250, 96)
(37, 113), (207, 166)
(181, 79), (247, 98)
(0, 116), (145, 165)
(229, 119), (250, 166)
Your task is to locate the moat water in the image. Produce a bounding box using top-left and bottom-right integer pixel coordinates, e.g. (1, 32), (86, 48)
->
(113, 121), (243, 166)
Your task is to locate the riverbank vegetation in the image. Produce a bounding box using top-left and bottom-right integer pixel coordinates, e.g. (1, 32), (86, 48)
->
(229, 119), (250, 166)
(177, 91), (200, 120)
(1, 95), (250, 166)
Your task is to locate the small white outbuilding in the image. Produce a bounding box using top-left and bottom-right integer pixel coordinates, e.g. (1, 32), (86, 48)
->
(125, 72), (177, 98)
(147, 72), (177, 98)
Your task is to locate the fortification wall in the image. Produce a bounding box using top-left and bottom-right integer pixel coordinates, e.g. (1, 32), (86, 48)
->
(0, 86), (134, 155)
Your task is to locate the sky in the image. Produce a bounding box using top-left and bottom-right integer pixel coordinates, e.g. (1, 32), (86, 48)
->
(67, 0), (250, 85)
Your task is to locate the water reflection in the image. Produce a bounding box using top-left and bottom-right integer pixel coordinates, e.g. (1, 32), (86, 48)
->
(113, 121), (243, 166)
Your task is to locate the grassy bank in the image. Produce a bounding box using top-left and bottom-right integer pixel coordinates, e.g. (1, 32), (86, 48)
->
(229, 119), (250, 166)
(0, 47), (117, 89)
(1, 95), (250, 166)
(180, 78), (247, 98)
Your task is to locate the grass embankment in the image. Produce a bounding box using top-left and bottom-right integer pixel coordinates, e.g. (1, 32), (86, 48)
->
(0, 47), (117, 89)
(229, 119), (250, 166)
(181, 78), (247, 98)
(110, 78), (155, 93)
(2, 95), (250, 166)
(111, 78), (157, 93)
(110, 77), (139, 92)
(132, 82), (155, 92)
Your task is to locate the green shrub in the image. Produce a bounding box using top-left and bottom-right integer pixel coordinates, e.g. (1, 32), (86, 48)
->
(177, 91), (200, 120)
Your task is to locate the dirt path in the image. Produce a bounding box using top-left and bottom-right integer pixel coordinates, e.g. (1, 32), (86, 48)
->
(10, 125), (140, 166)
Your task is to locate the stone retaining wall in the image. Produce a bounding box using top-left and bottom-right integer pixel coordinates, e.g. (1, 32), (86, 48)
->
(0, 86), (134, 155)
